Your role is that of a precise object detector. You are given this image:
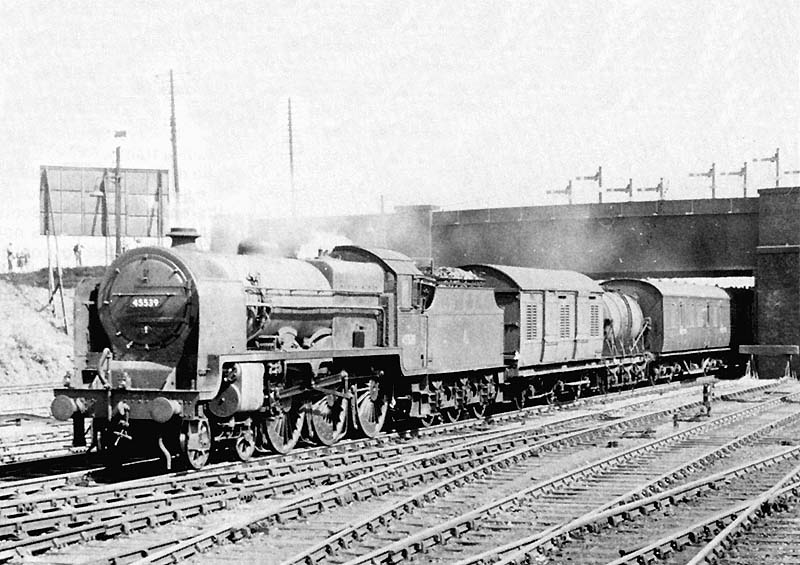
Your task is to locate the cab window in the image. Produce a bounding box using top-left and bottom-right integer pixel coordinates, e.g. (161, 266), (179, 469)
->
(397, 275), (412, 310)
(416, 281), (435, 310)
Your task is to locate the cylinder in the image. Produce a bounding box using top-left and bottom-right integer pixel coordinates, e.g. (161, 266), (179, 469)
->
(208, 363), (265, 418)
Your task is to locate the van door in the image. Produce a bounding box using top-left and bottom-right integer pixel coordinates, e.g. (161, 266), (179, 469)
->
(519, 291), (543, 367)
(541, 291), (558, 363)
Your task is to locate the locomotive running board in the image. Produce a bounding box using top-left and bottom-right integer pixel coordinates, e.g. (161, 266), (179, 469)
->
(218, 347), (402, 363)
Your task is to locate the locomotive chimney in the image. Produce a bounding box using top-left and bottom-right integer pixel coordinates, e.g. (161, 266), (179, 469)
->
(167, 227), (200, 249)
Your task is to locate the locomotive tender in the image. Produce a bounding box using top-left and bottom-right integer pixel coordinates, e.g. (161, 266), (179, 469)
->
(51, 228), (732, 469)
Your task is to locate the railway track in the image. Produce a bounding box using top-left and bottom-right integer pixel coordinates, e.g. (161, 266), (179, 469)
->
(284, 405), (800, 565)
(0, 383), (55, 395)
(580, 457), (800, 565)
(249, 384), (800, 565)
(0, 377), (751, 564)
(3, 378), (773, 565)
(696, 476), (800, 565)
(0, 376), (716, 491)
(0, 427), (82, 465)
(482, 407), (800, 564)
(0, 410), (584, 506)
(479, 450), (800, 565)
(0, 383), (56, 420)
(0, 374), (720, 472)
(0, 383), (699, 563)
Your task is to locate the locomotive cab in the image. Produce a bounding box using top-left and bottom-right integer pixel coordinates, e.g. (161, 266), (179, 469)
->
(331, 245), (431, 372)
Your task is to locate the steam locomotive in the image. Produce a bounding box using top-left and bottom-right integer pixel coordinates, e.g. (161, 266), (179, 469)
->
(51, 228), (732, 469)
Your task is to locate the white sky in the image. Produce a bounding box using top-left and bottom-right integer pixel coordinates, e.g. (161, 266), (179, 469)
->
(1, 1), (799, 244)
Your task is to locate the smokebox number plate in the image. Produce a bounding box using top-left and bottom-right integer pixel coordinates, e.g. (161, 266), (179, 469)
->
(130, 297), (162, 308)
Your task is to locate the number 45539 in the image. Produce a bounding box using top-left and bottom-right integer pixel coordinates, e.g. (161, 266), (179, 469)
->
(131, 297), (160, 308)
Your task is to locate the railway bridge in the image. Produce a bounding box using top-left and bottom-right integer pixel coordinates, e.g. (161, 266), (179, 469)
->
(215, 186), (800, 374)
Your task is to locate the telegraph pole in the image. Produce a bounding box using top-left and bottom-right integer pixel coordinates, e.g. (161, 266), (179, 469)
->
(170, 69), (181, 223)
(288, 98), (296, 217)
(115, 146), (122, 257)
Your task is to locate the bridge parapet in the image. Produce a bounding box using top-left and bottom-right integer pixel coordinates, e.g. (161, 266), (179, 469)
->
(434, 198), (757, 226)
(433, 197), (759, 278)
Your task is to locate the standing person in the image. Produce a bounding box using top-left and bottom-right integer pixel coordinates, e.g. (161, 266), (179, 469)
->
(73, 241), (84, 267)
(702, 383), (712, 416)
(6, 242), (14, 273)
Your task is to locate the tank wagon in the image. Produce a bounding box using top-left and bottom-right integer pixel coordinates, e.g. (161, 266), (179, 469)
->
(51, 229), (733, 469)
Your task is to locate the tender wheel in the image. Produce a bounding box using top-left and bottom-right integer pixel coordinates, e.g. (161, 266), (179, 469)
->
(467, 380), (493, 419)
(441, 385), (463, 423)
(550, 381), (565, 403)
(514, 388), (528, 410)
(311, 394), (349, 446)
(469, 401), (489, 419)
(442, 406), (462, 423)
(354, 379), (388, 438)
(264, 400), (305, 454)
(234, 430), (256, 462)
(416, 413), (438, 427)
(181, 418), (212, 470)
